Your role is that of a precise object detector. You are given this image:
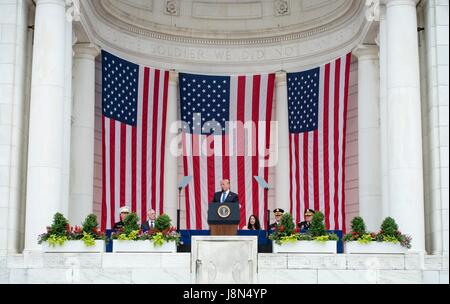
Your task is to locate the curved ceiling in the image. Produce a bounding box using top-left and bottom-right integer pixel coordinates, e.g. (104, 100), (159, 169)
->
(77, 0), (372, 72)
(84, 0), (363, 43)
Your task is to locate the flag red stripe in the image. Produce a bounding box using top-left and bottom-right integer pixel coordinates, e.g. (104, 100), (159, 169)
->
(192, 134), (202, 229)
(141, 67), (149, 222)
(131, 126), (137, 213)
(222, 137), (229, 180)
(264, 73), (275, 229)
(182, 133), (191, 229)
(303, 132), (309, 211)
(150, 69), (160, 212)
(236, 76), (246, 228)
(333, 58), (341, 230)
(323, 63), (331, 229)
(289, 134), (293, 216)
(294, 134), (300, 223)
(207, 136), (215, 203)
(101, 117), (107, 231)
(159, 71), (169, 214)
(313, 130), (319, 211)
(109, 119), (116, 228)
(341, 53), (352, 232)
(120, 123), (126, 207)
(251, 75), (261, 219)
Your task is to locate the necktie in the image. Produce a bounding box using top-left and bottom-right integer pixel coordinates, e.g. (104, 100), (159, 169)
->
(221, 192), (226, 203)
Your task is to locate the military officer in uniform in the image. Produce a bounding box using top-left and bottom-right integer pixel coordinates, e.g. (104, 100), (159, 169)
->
(113, 206), (130, 231)
(268, 208), (284, 230)
(297, 209), (315, 231)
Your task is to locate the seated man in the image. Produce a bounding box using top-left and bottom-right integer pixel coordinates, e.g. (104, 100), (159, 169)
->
(211, 179), (239, 203)
(141, 209), (157, 232)
(298, 209), (315, 231)
(113, 206), (130, 231)
(268, 208), (284, 230)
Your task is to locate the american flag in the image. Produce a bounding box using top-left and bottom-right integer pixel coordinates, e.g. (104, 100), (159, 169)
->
(288, 53), (351, 232)
(180, 73), (275, 229)
(101, 50), (169, 230)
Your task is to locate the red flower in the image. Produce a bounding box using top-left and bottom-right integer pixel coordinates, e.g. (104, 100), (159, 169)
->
(73, 225), (83, 234)
(66, 223), (71, 232)
(279, 226), (284, 232)
(92, 227), (98, 234)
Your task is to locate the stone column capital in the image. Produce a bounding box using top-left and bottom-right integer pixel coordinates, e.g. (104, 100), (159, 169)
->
(365, 0), (380, 22)
(73, 43), (100, 59)
(353, 44), (379, 61)
(386, 0), (419, 8)
(275, 70), (287, 86)
(65, 0), (80, 22)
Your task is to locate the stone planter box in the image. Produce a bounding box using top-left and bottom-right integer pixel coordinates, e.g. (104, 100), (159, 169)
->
(112, 240), (177, 253)
(41, 240), (105, 253)
(272, 240), (337, 253)
(344, 241), (408, 254)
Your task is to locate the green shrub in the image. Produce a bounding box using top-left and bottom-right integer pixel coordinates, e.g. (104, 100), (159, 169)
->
(350, 216), (366, 235)
(309, 211), (326, 238)
(380, 217), (398, 236)
(279, 213), (295, 235)
(123, 213), (140, 235)
(50, 213), (69, 236)
(82, 214), (99, 235)
(155, 214), (171, 231)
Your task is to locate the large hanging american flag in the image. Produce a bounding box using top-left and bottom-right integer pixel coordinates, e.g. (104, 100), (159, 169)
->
(179, 73), (275, 230)
(101, 50), (169, 230)
(288, 53), (351, 232)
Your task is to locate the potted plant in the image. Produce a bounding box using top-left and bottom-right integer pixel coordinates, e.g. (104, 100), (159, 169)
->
(111, 213), (180, 252)
(269, 212), (338, 253)
(39, 213), (106, 252)
(344, 216), (411, 254)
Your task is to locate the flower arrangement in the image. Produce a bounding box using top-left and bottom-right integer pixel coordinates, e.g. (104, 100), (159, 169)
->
(38, 213), (106, 247)
(268, 211), (338, 245)
(344, 216), (412, 249)
(111, 213), (180, 246)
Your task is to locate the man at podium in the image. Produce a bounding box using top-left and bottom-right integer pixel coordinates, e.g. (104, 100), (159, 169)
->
(211, 179), (239, 203)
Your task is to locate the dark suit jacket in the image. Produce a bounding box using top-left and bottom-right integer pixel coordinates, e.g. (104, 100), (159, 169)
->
(268, 221), (280, 230)
(298, 221), (311, 231)
(211, 191), (239, 203)
(141, 220), (156, 232)
(113, 221), (124, 231)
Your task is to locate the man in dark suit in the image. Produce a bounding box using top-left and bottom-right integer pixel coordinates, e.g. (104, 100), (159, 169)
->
(141, 209), (157, 232)
(211, 179), (239, 203)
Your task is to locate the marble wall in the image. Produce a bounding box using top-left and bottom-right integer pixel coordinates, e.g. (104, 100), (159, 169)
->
(0, 252), (447, 284)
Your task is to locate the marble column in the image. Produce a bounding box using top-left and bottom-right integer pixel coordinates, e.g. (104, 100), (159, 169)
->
(24, 0), (67, 251)
(386, 0), (425, 251)
(354, 45), (382, 232)
(378, 4), (390, 220)
(163, 71), (179, 224)
(274, 72), (290, 214)
(61, 8), (73, 218)
(68, 44), (99, 225)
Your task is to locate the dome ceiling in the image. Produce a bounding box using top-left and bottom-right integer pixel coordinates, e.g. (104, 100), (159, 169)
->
(78, 0), (373, 72)
(84, 0), (363, 42)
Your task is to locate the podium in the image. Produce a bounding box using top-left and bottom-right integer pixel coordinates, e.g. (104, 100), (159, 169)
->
(207, 202), (240, 235)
